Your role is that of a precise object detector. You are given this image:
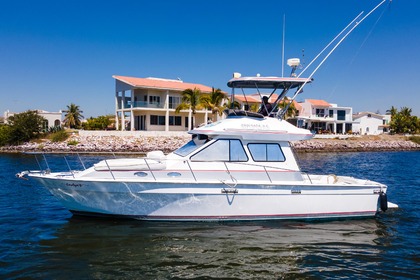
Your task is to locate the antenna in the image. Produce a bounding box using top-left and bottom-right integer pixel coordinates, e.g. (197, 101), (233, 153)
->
(281, 14), (286, 77)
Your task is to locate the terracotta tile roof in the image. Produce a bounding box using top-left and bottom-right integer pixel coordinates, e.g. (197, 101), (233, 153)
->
(234, 94), (278, 103)
(306, 99), (331, 107)
(113, 75), (214, 93)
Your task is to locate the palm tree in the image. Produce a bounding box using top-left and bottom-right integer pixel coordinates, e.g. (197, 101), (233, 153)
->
(224, 99), (241, 110)
(201, 87), (227, 121)
(175, 88), (205, 129)
(63, 103), (84, 129)
(278, 100), (298, 119)
(386, 106), (398, 117)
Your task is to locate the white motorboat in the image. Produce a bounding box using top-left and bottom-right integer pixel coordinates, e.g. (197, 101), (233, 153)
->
(16, 73), (397, 221)
(17, 0), (397, 221)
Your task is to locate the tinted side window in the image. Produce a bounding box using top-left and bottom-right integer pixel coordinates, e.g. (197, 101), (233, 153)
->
(191, 139), (247, 162)
(248, 143), (285, 162)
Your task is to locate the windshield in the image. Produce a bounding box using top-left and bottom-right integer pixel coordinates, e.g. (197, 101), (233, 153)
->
(174, 134), (210, 157)
(174, 140), (199, 157)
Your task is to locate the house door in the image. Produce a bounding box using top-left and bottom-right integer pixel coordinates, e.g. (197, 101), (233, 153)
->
(139, 115), (146, 130)
(336, 123), (343, 134)
(135, 115), (146, 130)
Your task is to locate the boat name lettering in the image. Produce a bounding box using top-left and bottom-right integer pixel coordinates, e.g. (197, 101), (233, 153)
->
(241, 123), (269, 130)
(65, 183), (83, 188)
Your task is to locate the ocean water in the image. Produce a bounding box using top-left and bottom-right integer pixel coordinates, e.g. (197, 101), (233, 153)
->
(0, 151), (419, 279)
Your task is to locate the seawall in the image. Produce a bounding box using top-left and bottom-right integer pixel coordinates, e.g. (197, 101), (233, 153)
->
(1, 131), (419, 154)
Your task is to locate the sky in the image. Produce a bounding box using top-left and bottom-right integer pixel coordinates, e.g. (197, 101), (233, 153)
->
(1, 0), (419, 118)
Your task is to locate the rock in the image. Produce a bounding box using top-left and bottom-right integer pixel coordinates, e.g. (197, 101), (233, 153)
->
(1, 134), (419, 154)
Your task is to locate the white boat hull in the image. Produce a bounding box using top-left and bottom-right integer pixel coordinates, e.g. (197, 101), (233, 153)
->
(31, 176), (385, 221)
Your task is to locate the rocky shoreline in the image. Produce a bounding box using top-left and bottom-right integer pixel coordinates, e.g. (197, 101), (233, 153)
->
(1, 134), (419, 154)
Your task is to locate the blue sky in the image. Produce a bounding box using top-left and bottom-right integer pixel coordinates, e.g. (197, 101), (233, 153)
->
(1, 0), (419, 118)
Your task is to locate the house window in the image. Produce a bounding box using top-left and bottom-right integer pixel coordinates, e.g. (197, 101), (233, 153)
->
(316, 109), (325, 117)
(42, 120), (49, 132)
(149, 96), (161, 107)
(169, 116), (182, 126)
(337, 110), (346, 121)
(150, 115), (165, 125)
(329, 110), (334, 118)
(169, 96), (181, 109)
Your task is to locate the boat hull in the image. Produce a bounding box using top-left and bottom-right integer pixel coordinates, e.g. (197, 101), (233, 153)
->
(31, 177), (383, 221)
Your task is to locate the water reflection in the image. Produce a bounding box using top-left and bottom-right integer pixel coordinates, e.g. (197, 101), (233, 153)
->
(37, 217), (391, 279)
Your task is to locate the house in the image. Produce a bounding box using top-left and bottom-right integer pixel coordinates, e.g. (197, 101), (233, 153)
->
(113, 75), (222, 131)
(233, 93), (302, 116)
(293, 99), (354, 134)
(352, 112), (391, 135)
(3, 109), (62, 131)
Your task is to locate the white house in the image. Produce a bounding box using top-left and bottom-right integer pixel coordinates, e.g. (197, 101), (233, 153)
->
(114, 75), (222, 132)
(352, 112), (390, 135)
(4, 109), (62, 131)
(294, 99), (354, 134)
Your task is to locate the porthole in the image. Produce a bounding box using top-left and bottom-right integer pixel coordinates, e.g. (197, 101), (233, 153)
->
(134, 171), (148, 177)
(167, 172), (181, 177)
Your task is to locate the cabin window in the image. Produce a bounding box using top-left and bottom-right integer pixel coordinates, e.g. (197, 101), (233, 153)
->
(190, 139), (248, 162)
(247, 143), (285, 162)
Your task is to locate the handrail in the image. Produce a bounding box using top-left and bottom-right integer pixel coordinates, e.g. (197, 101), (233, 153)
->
(63, 156), (75, 179)
(143, 158), (156, 181)
(28, 153), (316, 185)
(104, 159), (115, 180)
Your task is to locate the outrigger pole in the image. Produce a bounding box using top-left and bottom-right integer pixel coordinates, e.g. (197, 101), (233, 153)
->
(277, 0), (387, 119)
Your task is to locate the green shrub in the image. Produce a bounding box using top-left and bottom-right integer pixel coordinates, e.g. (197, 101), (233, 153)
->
(0, 125), (13, 146)
(67, 140), (79, 146)
(50, 130), (69, 142)
(409, 136), (420, 145)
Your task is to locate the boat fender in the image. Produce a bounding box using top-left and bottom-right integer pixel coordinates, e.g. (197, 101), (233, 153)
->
(380, 191), (388, 212)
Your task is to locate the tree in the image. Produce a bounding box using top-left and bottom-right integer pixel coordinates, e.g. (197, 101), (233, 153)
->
(7, 110), (46, 144)
(388, 106), (420, 134)
(63, 103), (84, 129)
(175, 88), (205, 129)
(0, 125), (13, 146)
(82, 115), (113, 130)
(278, 100), (298, 119)
(386, 106), (398, 117)
(224, 99), (241, 110)
(200, 87), (227, 121)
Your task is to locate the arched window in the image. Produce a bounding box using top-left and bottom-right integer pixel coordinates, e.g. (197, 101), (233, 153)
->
(54, 119), (61, 126)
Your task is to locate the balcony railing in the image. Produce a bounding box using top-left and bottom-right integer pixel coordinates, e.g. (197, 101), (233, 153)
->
(118, 101), (166, 109)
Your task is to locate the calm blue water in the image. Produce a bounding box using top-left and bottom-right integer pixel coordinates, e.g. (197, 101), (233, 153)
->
(0, 151), (419, 279)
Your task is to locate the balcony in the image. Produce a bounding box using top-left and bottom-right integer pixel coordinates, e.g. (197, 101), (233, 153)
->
(118, 101), (165, 109)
